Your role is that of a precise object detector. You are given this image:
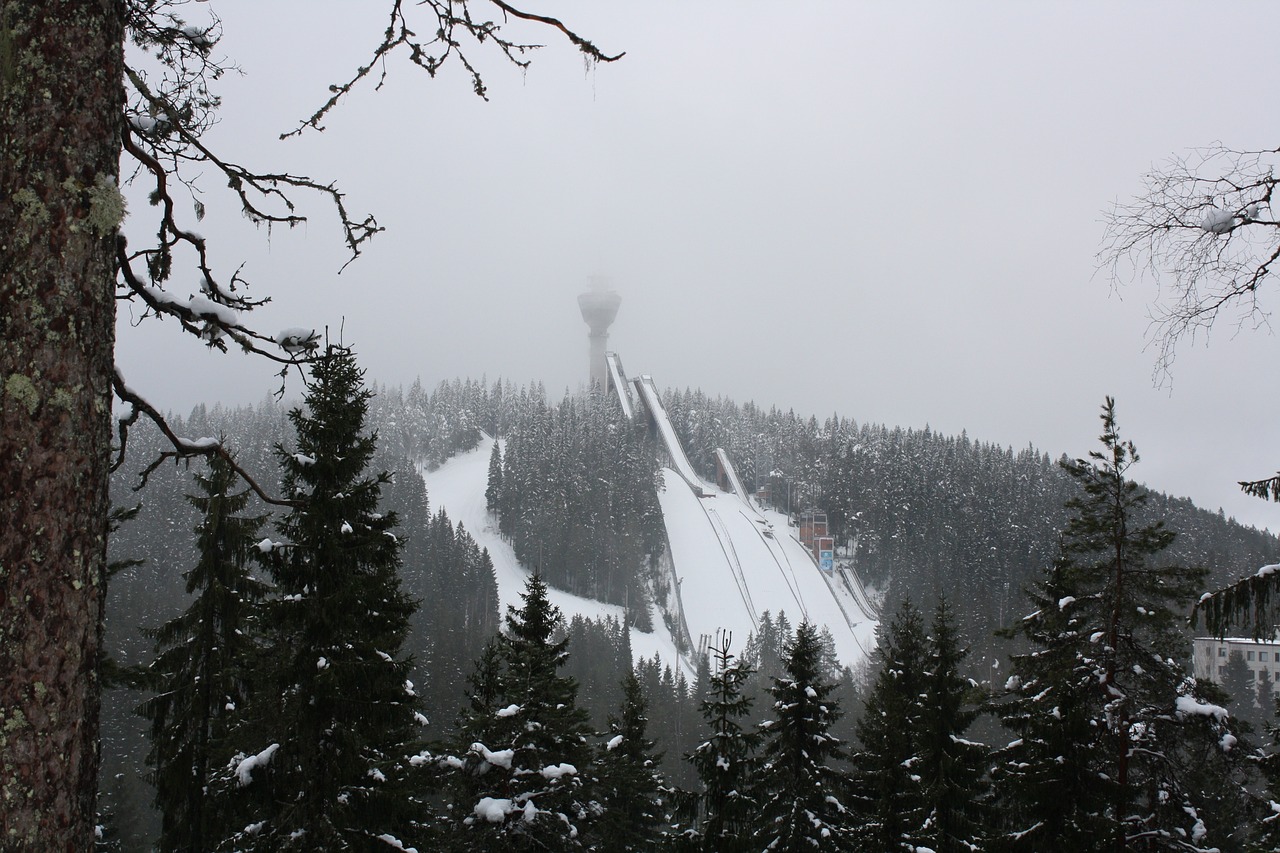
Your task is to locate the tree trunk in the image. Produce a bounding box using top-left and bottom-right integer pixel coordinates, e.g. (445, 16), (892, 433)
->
(0, 1), (125, 848)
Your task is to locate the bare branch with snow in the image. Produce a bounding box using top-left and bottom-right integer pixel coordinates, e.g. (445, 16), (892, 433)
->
(1100, 143), (1280, 382)
(112, 370), (300, 508)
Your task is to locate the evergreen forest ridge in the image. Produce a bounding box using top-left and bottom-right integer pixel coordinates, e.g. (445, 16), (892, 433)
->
(15, 2), (1280, 848)
(100, 359), (1280, 850)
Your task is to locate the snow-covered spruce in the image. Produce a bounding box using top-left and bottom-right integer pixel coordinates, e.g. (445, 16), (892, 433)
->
(206, 345), (421, 851)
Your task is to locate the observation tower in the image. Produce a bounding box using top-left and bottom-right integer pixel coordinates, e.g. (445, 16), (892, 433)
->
(577, 279), (621, 389)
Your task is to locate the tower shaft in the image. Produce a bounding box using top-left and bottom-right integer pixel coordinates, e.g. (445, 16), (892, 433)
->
(577, 288), (621, 389)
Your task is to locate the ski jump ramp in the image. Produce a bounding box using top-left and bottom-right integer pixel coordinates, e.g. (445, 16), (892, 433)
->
(634, 375), (708, 496)
(632, 373), (878, 668)
(604, 352), (634, 420)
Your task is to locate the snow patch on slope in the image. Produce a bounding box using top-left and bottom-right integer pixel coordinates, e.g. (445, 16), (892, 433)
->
(419, 438), (693, 680)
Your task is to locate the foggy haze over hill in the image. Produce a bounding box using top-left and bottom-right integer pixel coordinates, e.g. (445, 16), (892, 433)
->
(113, 1), (1280, 532)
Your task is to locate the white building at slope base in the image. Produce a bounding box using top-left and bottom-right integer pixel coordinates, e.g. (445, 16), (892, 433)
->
(1192, 636), (1280, 698)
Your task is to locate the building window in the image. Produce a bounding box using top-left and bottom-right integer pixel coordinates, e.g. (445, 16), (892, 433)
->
(1263, 652), (1271, 662)
(1219, 665), (1227, 677)
(1249, 651), (1256, 661)
(1220, 647), (1228, 657)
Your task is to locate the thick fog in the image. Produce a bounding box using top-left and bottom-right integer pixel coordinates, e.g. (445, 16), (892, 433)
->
(115, 1), (1280, 531)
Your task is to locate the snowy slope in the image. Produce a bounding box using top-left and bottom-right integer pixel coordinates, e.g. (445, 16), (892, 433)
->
(657, 466), (877, 668)
(419, 438), (693, 678)
(420, 422), (878, 676)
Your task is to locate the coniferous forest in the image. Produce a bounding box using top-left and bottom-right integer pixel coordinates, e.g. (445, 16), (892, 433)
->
(17, 3), (1280, 849)
(99, 349), (1280, 851)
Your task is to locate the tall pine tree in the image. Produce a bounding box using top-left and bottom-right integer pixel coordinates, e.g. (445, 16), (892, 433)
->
(749, 620), (854, 852)
(448, 573), (596, 851)
(1217, 648), (1266, 737)
(995, 398), (1243, 852)
(214, 344), (422, 851)
(851, 598), (928, 853)
(138, 452), (268, 852)
(914, 599), (988, 853)
(485, 440), (503, 516)
(685, 633), (760, 853)
(589, 670), (668, 852)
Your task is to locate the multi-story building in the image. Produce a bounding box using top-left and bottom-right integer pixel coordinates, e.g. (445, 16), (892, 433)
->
(1192, 636), (1280, 696)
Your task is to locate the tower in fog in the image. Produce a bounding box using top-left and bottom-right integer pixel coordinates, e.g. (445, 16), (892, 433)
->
(577, 278), (620, 389)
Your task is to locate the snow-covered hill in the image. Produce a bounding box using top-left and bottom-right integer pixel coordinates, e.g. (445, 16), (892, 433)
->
(656, 463), (878, 667)
(421, 434), (878, 675)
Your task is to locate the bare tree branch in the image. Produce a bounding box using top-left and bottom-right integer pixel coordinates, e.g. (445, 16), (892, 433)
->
(283, 0), (624, 138)
(112, 0), (618, 503)
(1105, 143), (1280, 637)
(115, 233), (319, 371)
(1100, 143), (1280, 382)
(488, 0), (624, 62)
(125, 66), (384, 266)
(112, 369), (300, 508)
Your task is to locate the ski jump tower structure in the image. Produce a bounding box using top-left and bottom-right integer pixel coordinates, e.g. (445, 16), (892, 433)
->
(577, 280), (621, 390)
(578, 302), (879, 667)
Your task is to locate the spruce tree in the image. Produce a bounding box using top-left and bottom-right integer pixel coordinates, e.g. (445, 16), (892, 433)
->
(215, 344), (422, 851)
(749, 621), (854, 852)
(1257, 675), (1276, 730)
(685, 632), (760, 852)
(448, 573), (596, 851)
(994, 398), (1243, 852)
(914, 599), (988, 853)
(590, 670), (667, 852)
(137, 452), (268, 853)
(1253, 710), (1280, 852)
(486, 440), (503, 516)
(851, 598), (928, 853)
(990, 554), (1113, 852)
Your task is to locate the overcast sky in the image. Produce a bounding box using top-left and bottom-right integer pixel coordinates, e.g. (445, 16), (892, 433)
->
(116, 1), (1280, 533)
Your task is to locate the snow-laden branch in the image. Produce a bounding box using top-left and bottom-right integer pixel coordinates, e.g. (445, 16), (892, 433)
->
(1100, 143), (1280, 381)
(112, 368), (300, 508)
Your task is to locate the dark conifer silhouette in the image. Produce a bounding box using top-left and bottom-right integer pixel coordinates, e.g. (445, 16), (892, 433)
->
(750, 620), (854, 851)
(214, 344), (421, 851)
(590, 670), (668, 852)
(449, 573), (596, 851)
(686, 633), (759, 852)
(995, 398), (1244, 852)
(914, 600), (988, 853)
(138, 452), (268, 852)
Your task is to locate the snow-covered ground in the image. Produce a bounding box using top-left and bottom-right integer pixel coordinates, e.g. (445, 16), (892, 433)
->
(633, 368), (878, 670)
(420, 422), (879, 678)
(656, 464), (878, 668)
(419, 438), (694, 679)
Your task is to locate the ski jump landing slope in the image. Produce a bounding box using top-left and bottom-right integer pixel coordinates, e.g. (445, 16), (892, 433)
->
(421, 370), (879, 673)
(636, 378), (879, 669)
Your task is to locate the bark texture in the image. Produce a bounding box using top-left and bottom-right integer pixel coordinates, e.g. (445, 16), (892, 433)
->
(0, 1), (125, 849)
